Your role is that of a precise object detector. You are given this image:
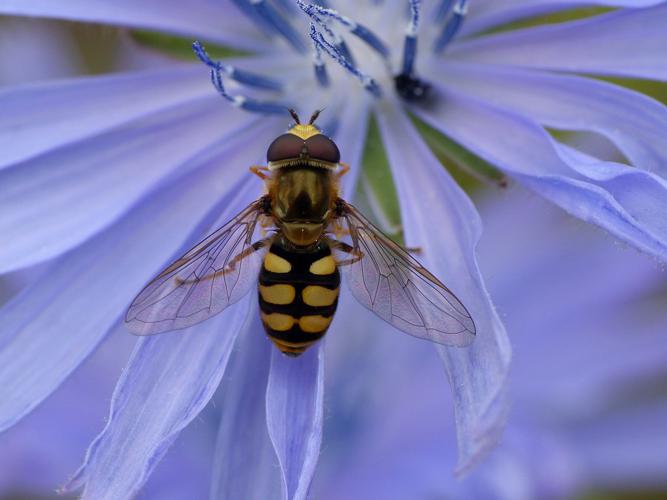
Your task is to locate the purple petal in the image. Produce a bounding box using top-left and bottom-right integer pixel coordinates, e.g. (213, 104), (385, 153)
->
(67, 298), (251, 499)
(328, 92), (372, 197)
(477, 190), (662, 331)
(266, 343), (325, 499)
(0, 0), (270, 51)
(0, 119), (282, 434)
(0, 96), (256, 273)
(464, 0), (667, 36)
(431, 62), (667, 174)
(569, 401), (667, 489)
(376, 100), (511, 473)
(451, 5), (667, 80)
(0, 67), (209, 169)
(210, 313), (282, 499)
(413, 85), (667, 261)
(0, 327), (134, 493)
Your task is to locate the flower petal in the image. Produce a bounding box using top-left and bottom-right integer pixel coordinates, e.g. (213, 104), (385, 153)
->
(0, 96), (256, 273)
(210, 313), (283, 499)
(477, 189), (662, 330)
(451, 5), (667, 80)
(0, 326), (134, 493)
(67, 298), (251, 499)
(431, 62), (667, 174)
(327, 90), (372, 197)
(0, 119), (282, 434)
(464, 0), (667, 36)
(0, 67), (209, 169)
(569, 401), (667, 488)
(266, 343), (325, 499)
(0, 0), (270, 51)
(375, 100), (511, 473)
(414, 85), (667, 261)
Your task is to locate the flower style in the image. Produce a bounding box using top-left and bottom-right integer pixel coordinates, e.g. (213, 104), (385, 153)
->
(0, 1), (665, 498)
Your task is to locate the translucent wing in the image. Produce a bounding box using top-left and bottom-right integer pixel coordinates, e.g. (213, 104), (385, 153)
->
(334, 200), (476, 346)
(126, 200), (267, 335)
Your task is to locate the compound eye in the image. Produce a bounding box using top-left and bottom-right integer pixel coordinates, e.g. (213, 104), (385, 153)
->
(267, 134), (304, 162)
(305, 134), (340, 163)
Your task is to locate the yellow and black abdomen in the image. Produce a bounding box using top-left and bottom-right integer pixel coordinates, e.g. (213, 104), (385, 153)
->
(258, 239), (340, 356)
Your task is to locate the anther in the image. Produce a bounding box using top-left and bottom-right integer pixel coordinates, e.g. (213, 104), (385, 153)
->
(400, 0), (421, 76)
(312, 45), (330, 87)
(297, 1), (389, 61)
(433, 0), (467, 53)
(309, 24), (381, 97)
(194, 42), (289, 114)
(193, 41), (283, 91)
(434, 0), (454, 23)
(250, 0), (308, 53)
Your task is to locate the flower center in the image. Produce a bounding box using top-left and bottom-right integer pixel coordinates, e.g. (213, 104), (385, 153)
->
(194, 0), (469, 112)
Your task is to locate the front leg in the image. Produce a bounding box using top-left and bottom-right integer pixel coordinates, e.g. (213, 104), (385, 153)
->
(176, 237), (272, 285)
(328, 238), (363, 267)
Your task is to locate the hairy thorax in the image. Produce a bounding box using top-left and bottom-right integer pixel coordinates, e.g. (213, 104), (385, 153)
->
(270, 167), (335, 247)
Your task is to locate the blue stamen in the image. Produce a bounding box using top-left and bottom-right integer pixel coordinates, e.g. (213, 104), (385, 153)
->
(401, 35), (418, 75)
(401, 0), (421, 75)
(250, 0), (307, 53)
(193, 41), (283, 91)
(309, 24), (381, 97)
(193, 42), (289, 114)
(312, 48), (329, 87)
(229, 0), (274, 33)
(297, 3), (356, 65)
(433, 0), (467, 53)
(335, 39), (355, 66)
(434, 0), (454, 23)
(297, 1), (389, 60)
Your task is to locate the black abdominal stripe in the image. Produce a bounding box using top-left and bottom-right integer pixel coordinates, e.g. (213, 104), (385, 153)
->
(258, 241), (340, 356)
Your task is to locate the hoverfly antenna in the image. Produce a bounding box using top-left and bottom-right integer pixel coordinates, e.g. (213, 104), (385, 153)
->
(288, 108), (301, 124)
(308, 109), (322, 125)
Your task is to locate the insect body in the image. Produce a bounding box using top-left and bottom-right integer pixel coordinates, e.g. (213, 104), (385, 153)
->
(126, 110), (476, 355)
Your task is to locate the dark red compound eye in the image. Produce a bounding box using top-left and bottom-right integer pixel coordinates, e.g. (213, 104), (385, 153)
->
(266, 134), (305, 162)
(305, 134), (340, 163)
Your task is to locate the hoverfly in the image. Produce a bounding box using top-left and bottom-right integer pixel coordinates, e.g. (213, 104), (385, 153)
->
(125, 110), (476, 356)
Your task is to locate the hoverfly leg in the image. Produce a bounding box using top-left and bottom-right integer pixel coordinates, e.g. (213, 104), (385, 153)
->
(329, 239), (363, 267)
(176, 237), (271, 285)
(250, 165), (271, 180)
(337, 162), (351, 179)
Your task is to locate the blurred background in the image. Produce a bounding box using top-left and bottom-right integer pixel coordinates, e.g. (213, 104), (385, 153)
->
(1, 12), (666, 500)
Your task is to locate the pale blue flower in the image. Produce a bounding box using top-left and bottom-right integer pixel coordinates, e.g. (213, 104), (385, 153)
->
(314, 190), (667, 499)
(0, 1), (665, 498)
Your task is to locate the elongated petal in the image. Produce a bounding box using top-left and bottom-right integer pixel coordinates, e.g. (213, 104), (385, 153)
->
(211, 313), (282, 500)
(414, 85), (667, 261)
(376, 100), (511, 473)
(477, 190), (662, 331)
(327, 90), (372, 197)
(0, 97), (254, 273)
(266, 343), (325, 499)
(0, 119), (282, 433)
(432, 62), (667, 175)
(451, 5), (667, 80)
(0, 0), (269, 51)
(464, 0), (667, 36)
(68, 299), (251, 499)
(0, 67), (208, 169)
(0, 326), (134, 492)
